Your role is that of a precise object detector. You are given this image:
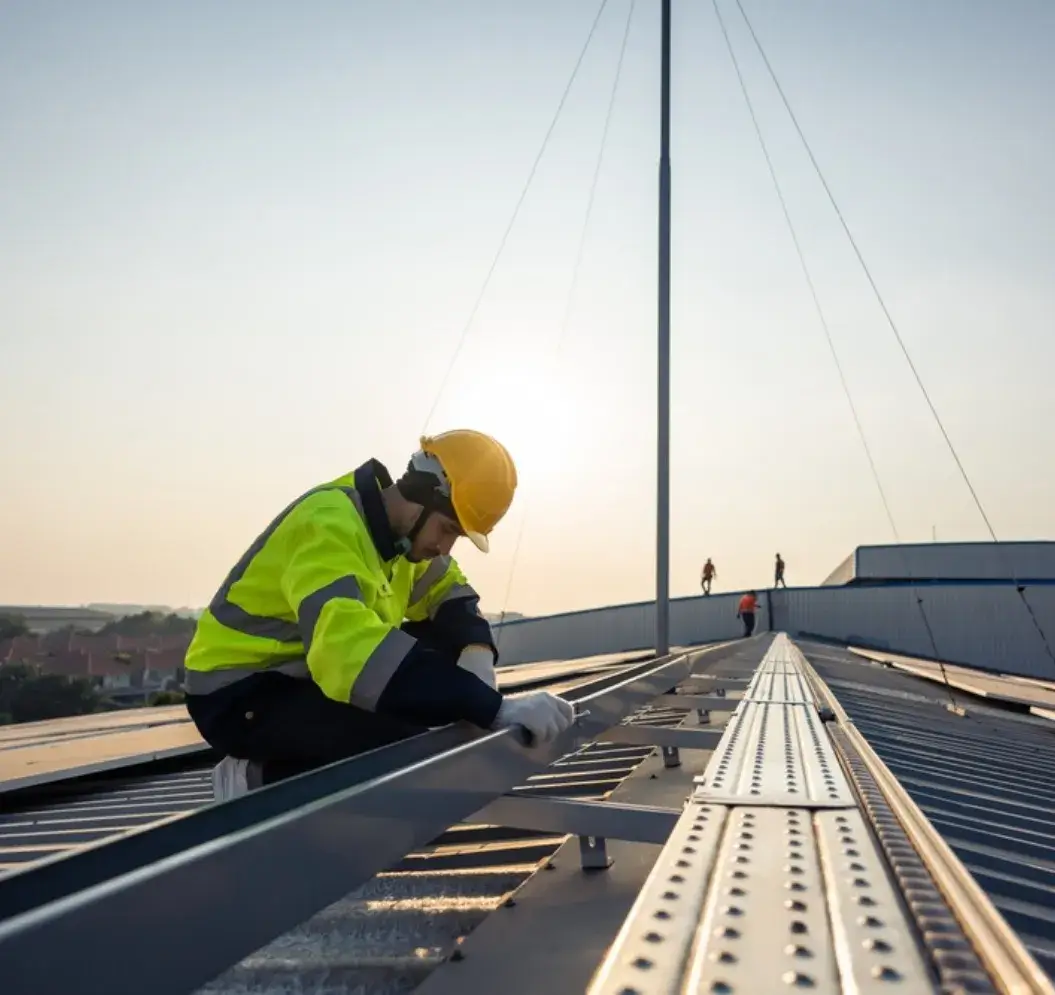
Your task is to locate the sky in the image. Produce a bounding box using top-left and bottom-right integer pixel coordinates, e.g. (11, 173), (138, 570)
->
(2, 1), (1054, 617)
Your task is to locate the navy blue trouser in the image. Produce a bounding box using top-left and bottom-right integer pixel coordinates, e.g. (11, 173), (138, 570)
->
(186, 621), (443, 785)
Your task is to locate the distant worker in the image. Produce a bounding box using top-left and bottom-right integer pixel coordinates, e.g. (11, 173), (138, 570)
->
(183, 430), (576, 801)
(775, 552), (787, 588)
(701, 558), (716, 595)
(737, 591), (759, 637)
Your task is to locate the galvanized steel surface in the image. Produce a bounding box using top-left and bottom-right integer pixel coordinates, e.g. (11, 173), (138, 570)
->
(777, 583), (1055, 679)
(0, 767), (212, 875)
(694, 701), (854, 806)
(854, 542), (1055, 583)
(800, 641), (1055, 981)
(495, 597), (770, 666)
(0, 651), (713, 995)
(495, 582), (1055, 679)
(589, 638), (935, 995)
(827, 724), (999, 994)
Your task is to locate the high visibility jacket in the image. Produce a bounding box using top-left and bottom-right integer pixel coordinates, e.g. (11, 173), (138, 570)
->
(184, 460), (495, 712)
(737, 593), (758, 614)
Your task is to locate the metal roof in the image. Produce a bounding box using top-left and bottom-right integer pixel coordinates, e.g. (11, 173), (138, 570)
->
(799, 639), (1055, 979)
(1, 637), (1053, 994)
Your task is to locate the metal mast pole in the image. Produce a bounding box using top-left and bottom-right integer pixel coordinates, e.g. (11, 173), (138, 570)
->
(656, 0), (672, 655)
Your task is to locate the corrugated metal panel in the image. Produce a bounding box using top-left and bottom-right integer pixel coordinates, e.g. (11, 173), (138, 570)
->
(799, 642), (1055, 980)
(495, 593), (769, 666)
(0, 767), (213, 873)
(495, 581), (1055, 678)
(857, 541), (1055, 582)
(495, 602), (653, 664)
(776, 583), (1055, 679)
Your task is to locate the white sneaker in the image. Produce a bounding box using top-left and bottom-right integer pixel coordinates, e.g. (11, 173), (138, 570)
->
(211, 756), (250, 802)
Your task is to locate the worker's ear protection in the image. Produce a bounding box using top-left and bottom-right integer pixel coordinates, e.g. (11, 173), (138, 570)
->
(395, 454), (460, 554)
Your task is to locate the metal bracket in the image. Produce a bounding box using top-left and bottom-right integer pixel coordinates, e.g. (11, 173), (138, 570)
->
(472, 794), (680, 845)
(599, 725), (724, 751)
(578, 835), (613, 871)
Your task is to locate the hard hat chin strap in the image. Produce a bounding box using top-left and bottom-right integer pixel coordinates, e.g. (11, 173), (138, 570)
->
(395, 453), (458, 555)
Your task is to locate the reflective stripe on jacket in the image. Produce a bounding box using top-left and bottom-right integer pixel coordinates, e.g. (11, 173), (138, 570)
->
(184, 460), (493, 710)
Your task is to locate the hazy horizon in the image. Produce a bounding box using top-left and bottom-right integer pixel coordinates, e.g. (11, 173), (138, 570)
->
(3, 1), (1054, 617)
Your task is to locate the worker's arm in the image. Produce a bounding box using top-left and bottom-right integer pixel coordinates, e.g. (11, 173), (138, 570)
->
(405, 555), (497, 660)
(279, 497), (501, 729)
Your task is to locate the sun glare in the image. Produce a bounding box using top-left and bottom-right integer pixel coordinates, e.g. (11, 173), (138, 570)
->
(438, 353), (580, 500)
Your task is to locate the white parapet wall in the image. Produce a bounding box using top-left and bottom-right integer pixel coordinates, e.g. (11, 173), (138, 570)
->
(495, 583), (1055, 679)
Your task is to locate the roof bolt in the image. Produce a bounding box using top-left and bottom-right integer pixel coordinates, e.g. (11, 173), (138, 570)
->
(782, 970), (815, 987)
(863, 938), (892, 953)
(871, 966), (901, 981)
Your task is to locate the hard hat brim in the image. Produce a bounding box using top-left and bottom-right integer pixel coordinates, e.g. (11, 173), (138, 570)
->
(466, 530), (489, 553)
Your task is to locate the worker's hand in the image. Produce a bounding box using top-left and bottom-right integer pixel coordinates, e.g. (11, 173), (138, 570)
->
(492, 691), (576, 744)
(457, 644), (497, 689)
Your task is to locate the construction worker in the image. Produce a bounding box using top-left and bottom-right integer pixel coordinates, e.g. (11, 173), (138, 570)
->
(701, 558), (716, 596)
(775, 552), (787, 588)
(183, 430), (576, 801)
(736, 591), (759, 637)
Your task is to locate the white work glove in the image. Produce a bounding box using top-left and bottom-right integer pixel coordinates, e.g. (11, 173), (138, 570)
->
(457, 644), (497, 689)
(492, 691), (576, 744)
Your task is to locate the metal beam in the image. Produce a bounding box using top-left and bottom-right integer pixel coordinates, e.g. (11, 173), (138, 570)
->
(0, 653), (684, 921)
(471, 795), (679, 845)
(600, 725), (723, 751)
(653, 693), (740, 708)
(0, 651), (699, 995)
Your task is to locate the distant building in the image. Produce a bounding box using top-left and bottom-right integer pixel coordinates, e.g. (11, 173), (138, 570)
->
(0, 606), (116, 634)
(86, 603), (203, 619)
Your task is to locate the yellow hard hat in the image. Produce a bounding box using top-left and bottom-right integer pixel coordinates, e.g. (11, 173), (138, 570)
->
(420, 430), (517, 553)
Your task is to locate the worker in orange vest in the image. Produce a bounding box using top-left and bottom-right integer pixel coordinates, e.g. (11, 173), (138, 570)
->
(737, 591), (759, 637)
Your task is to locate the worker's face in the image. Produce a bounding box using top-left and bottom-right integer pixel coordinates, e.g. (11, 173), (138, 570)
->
(409, 512), (464, 562)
